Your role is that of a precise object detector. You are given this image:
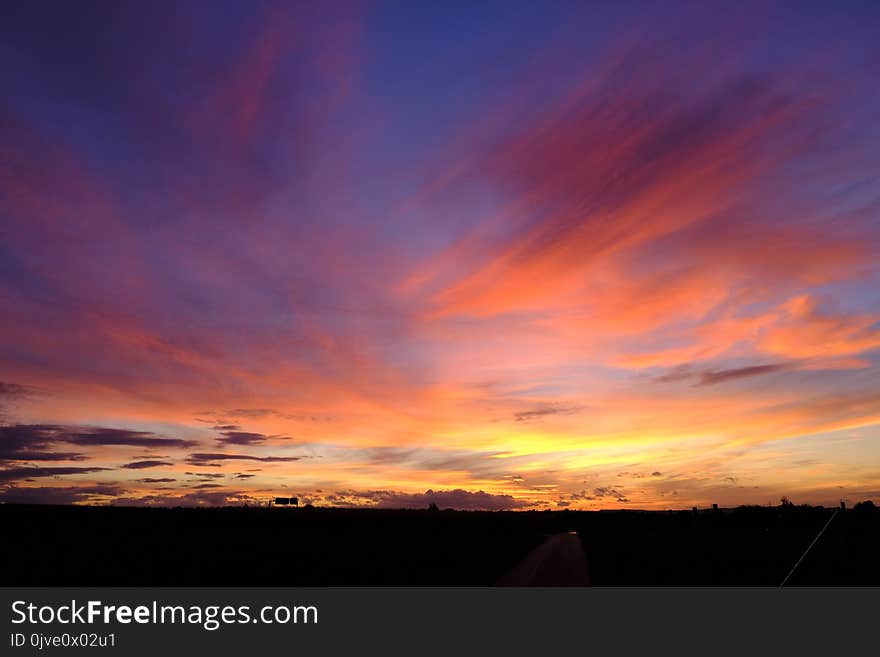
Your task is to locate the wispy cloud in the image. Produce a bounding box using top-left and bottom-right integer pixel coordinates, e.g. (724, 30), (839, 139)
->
(121, 460), (174, 470)
(513, 404), (583, 422)
(185, 453), (305, 466)
(0, 466), (110, 483)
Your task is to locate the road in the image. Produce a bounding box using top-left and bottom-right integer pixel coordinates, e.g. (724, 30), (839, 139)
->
(495, 532), (591, 586)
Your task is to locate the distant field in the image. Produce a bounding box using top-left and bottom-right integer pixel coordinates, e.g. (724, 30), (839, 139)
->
(1, 504), (877, 585)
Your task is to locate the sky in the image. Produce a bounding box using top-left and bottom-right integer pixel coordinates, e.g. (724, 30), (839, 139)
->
(1, 1), (879, 510)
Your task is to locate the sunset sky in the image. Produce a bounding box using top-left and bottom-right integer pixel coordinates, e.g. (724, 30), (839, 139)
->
(1, 1), (879, 510)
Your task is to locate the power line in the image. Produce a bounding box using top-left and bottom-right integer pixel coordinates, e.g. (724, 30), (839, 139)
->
(779, 508), (839, 587)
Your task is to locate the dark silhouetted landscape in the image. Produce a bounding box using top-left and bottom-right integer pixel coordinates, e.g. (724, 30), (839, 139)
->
(2, 502), (878, 586)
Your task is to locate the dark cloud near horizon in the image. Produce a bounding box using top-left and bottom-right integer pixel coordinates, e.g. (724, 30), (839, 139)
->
(215, 431), (268, 446)
(185, 452), (303, 466)
(62, 427), (196, 448)
(0, 465), (110, 483)
(0, 424), (87, 462)
(324, 488), (531, 510)
(0, 484), (124, 504)
(109, 490), (260, 507)
(592, 486), (629, 502)
(570, 486), (630, 503)
(121, 460), (174, 470)
(0, 424), (195, 463)
(138, 477), (176, 483)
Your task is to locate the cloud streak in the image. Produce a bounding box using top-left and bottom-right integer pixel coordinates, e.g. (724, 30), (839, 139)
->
(121, 460), (174, 470)
(0, 466), (110, 483)
(185, 453), (304, 466)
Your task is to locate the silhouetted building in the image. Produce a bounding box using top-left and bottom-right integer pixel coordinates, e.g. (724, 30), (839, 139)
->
(275, 497), (290, 505)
